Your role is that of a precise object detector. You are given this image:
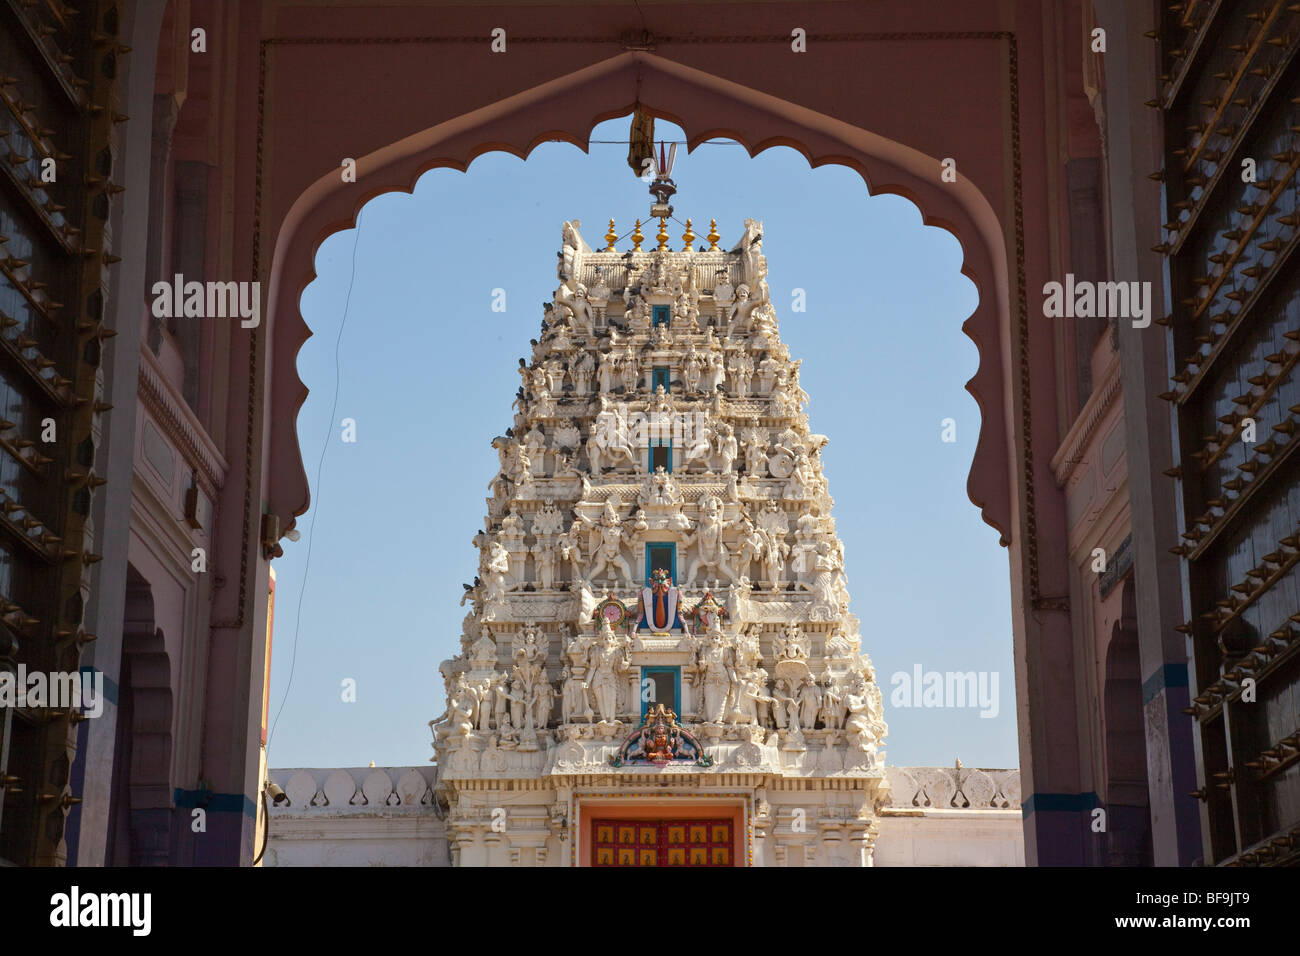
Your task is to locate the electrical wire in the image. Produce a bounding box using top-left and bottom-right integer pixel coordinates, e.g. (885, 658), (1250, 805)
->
(268, 208), (365, 749)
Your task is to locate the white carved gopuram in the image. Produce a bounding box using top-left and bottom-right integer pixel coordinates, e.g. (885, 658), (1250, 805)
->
(432, 213), (892, 866)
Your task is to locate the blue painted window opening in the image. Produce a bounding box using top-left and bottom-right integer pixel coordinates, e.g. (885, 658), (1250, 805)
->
(641, 666), (682, 720)
(650, 439), (672, 473)
(652, 305), (671, 327)
(645, 542), (676, 582)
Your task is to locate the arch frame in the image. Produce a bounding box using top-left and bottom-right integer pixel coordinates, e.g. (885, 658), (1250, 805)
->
(260, 50), (1020, 558)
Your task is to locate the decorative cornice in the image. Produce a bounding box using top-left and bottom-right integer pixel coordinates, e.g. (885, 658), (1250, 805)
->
(1049, 354), (1123, 487)
(137, 345), (229, 496)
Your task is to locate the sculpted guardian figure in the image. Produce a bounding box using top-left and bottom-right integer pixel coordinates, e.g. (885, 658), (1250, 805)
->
(581, 499), (634, 586)
(682, 495), (736, 586)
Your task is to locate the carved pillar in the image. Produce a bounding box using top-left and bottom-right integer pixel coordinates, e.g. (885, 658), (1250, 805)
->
(452, 829), (475, 867)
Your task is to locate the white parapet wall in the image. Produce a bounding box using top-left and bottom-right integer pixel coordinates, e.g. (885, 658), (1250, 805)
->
(876, 765), (1024, 866)
(265, 767), (448, 868)
(266, 763), (1021, 866)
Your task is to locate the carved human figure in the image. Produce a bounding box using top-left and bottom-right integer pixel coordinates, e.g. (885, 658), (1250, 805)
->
(556, 282), (594, 336)
(587, 618), (630, 723)
(445, 675), (478, 737)
(559, 666), (589, 724)
(679, 419), (712, 473)
(683, 342), (703, 393)
(619, 345), (639, 393)
(557, 521), (584, 583)
(597, 348), (618, 393)
(483, 540), (511, 603)
(743, 427), (768, 477)
(803, 539), (845, 617)
(581, 499), (634, 586)
(523, 425), (547, 475)
(752, 665), (774, 728)
(844, 677), (878, 753)
(505, 671), (531, 732)
(475, 679), (494, 731)
(683, 495), (736, 587)
(728, 284), (756, 329)
(820, 676), (846, 730)
(797, 676), (822, 731)
(532, 541), (557, 590)
(713, 422), (738, 474)
(757, 353), (783, 394)
(587, 404), (636, 472)
(702, 350), (726, 393)
(733, 513), (764, 584)
(759, 526), (788, 588)
(532, 674), (555, 729)
(697, 625), (735, 724)
(728, 350), (754, 397)
(572, 350), (594, 395)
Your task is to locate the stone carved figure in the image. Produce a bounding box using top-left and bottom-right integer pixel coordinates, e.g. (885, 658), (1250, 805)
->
(803, 539), (847, 619)
(679, 420), (712, 474)
(597, 348), (618, 394)
(696, 622), (736, 724)
(733, 513), (765, 584)
(683, 342), (703, 393)
(559, 220), (582, 281)
(483, 540), (511, 608)
(581, 499), (634, 586)
(728, 350), (754, 397)
(682, 495), (736, 586)
(587, 403), (637, 472)
(728, 284), (756, 330)
(559, 666), (590, 723)
(713, 421), (738, 474)
(556, 282), (594, 336)
(571, 351), (594, 396)
(618, 345), (640, 393)
(587, 617), (631, 724)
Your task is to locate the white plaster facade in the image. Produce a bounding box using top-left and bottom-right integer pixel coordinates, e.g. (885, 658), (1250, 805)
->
(266, 764), (1023, 867)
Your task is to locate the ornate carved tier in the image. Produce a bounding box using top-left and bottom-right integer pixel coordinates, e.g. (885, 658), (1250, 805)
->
(433, 218), (886, 866)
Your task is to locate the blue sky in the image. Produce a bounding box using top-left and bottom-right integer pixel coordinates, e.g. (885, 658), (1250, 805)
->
(266, 117), (1018, 771)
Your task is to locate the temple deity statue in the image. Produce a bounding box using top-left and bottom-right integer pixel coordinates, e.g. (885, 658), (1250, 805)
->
(581, 499), (634, 586)
(587, 618), (631, 724)
(682, 495), (736, 586)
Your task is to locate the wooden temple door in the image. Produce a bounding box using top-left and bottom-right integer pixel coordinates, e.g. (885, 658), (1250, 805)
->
(590, 818), (734, 866)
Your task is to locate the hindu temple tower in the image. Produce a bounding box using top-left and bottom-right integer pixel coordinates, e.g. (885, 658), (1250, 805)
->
(432, 202), (892, 866)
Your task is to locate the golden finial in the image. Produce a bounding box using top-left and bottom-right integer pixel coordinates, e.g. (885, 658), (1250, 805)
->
(706, 219), (720, 251)
(656, 216), (670, 251)
(682, 218), (696, 252)
(604, 219), (618, 252)
(631, 219), (644, 252)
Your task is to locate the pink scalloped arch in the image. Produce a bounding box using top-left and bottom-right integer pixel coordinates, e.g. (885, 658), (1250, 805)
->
(263, 52), (1013, 545)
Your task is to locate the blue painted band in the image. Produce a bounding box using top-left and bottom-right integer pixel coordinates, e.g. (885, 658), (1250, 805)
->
(173, 788), (257, 817)
(1022, 791), (1100, 817)
(79, 666), (119, 705)
(1141, 662), (1188, 705)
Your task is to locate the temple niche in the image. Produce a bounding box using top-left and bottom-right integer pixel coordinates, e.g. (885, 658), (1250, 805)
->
(433, 214), (888, 867)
